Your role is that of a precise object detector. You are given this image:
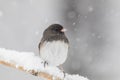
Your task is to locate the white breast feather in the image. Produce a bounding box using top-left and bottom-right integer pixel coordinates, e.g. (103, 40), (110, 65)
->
(40, 41), (68, 66)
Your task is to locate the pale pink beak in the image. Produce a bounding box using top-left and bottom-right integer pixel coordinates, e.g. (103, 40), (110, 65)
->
(61, 28), (67, 32)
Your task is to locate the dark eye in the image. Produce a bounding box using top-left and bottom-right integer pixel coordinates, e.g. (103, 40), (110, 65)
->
(52, 28), (59, 32)
(55, 28), (59, 31)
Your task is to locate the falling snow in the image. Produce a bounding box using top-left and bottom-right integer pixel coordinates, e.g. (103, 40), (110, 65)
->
(0, 0), (119, 80)
(72, 22), (76, 26)
(35, 31), (39, 35)
(88, 6), (94, 12)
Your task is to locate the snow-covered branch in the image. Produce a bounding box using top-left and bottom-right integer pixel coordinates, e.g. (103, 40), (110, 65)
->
(0, 48), (89, 80)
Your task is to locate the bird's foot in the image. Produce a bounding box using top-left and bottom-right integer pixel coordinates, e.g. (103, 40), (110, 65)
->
(42, 61), (48, 68)
(58, 65), (66, 78)
(63, 70), (66, 78)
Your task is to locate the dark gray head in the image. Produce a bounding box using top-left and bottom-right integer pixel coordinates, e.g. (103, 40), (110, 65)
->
(42, 24), (69, 43)
(43, 24), (65, 36)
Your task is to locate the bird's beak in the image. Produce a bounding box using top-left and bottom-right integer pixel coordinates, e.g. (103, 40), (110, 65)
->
(61, 28), (67, 32)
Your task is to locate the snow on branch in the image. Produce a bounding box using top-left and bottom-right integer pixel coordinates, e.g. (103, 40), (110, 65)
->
(0, 48), (89, 80)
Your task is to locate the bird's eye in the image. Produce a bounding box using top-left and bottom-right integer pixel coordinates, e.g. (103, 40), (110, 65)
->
(53, 28), (59, 31)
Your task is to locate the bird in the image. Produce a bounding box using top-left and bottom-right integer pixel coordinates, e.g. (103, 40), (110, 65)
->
(38, 24), (69, 67)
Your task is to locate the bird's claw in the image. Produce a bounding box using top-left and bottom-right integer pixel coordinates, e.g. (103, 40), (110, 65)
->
(43, 61), (48, 68)
(41, 61), (48, 68)
(63, 71), (66, 78)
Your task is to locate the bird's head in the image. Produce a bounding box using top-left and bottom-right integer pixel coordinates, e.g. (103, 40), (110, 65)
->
(44, 24), (66, 36)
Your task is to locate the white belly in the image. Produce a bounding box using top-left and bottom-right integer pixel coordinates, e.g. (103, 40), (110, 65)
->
(40, 41), (68, 66)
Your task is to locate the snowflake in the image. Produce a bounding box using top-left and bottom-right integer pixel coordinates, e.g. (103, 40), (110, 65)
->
(88, 6), (94, 12)
(72, 22), (76, 26)
(35, 31), (39, 35)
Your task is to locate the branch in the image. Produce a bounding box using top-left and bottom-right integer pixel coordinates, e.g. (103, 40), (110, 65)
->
(0, 48), (89, 80)
(1, 61), (59, 80)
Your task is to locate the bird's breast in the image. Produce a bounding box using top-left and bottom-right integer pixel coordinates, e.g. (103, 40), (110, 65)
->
(40, 41), (69, 66)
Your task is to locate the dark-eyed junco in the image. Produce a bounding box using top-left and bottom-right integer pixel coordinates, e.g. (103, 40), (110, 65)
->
(38, 24), (69, 67)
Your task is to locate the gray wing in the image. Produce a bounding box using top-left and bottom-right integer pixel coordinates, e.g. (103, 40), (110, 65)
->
(38, 38), (45, 56)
